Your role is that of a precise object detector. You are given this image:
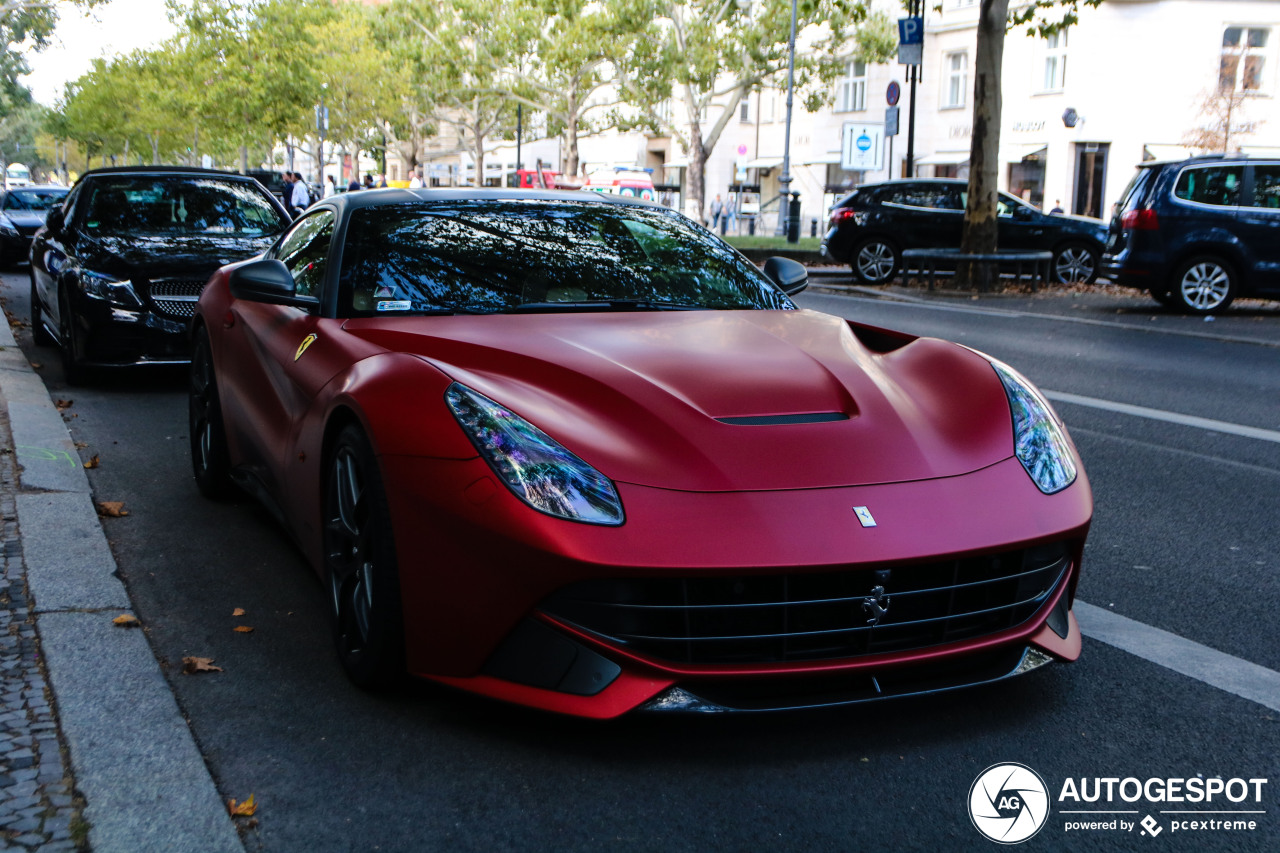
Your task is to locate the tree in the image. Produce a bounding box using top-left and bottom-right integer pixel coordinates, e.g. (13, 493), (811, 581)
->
(383, 0), (536, 186)
(613, 0), (885, 221)
(1183, 86), (1260, 154)
(958, 0), (1101, 290)
(0, 0), (106, 115)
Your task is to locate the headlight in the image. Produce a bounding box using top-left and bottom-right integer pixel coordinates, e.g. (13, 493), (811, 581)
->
(992, 361), (1077, 494)
(81, 271), (142, 309)
(0, 214), (16, 236)
(445, 383), (625, 526)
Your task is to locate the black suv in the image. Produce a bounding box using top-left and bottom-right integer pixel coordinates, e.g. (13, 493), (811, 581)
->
(821, 179), (1107, 286)
(1102, 155), (1280, 314)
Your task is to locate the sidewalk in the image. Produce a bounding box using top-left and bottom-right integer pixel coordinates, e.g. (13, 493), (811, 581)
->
(0, 316), (242, 852)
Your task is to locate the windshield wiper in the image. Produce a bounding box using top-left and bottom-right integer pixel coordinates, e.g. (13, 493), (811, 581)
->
(509, 300), (704, 313)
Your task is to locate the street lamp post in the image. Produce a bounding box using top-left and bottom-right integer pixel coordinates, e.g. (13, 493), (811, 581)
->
(775, 0), (798, 240)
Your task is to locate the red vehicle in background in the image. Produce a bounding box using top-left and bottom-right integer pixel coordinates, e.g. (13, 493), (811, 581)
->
(584, 169), (656, 202)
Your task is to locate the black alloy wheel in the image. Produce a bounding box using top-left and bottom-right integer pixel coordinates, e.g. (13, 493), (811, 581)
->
(29, 276), (54, 347)
(1052, 243), (1099, 285)
(323, 424), (405, 689)
(188, 326), (233, 499)
(1172, 255), (1236, 315)
(851, 237), (900, 285)
(57, 289), (86, 385)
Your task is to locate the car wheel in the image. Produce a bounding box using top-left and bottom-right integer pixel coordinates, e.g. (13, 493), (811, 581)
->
(1173, 255), (1236, 315)
(323, 424), (405, 690)
(30, 276), (54, 346)
(1052, 243), (1099, 285)
(57, 289), (87, 385)
(188, 326), (233, 499)
(851, 237), (899, 285)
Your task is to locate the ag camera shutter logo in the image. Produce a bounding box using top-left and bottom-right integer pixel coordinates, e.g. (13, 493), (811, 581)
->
(969, 763), (1050, 844)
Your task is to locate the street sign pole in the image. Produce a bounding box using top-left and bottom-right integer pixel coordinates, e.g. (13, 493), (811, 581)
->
(899, 2), (923, 178)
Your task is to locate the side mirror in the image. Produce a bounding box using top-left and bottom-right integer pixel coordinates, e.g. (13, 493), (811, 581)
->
(44, 206), (65, 234)
(229, 259), (318, 309)
(762, 256), (808, 296)
(1012, 205), (1033, 221)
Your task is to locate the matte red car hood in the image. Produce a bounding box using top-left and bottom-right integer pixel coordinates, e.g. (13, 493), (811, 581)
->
(343, 309), (1014, 492)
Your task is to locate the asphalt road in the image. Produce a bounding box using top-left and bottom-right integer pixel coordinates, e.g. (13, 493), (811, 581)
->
(3, 270), (1279, 852)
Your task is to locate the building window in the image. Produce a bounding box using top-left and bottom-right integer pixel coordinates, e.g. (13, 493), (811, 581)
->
(836, 60), (867, 112)
(945, 0), (976, 8)
(740, 100), (750, 122)
(1220, 26), (1269, 92)
(1042, 30), (1068, 91)
(944, 52), (968, 108)
(763, 90), (775, 123)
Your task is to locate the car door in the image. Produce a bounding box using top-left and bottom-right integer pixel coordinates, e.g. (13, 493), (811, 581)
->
(220, 208), (340, 498)
(884, 183), (964, 248)
(1237, 163), (1280, 294)
(30, 183), (83, 339)
(994, 192), (1049, 251)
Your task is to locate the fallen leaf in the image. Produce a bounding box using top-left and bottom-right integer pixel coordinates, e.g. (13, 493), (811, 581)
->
(228, 794), (257, 817)
(233, 625), (254, 633)
(30, 362), (42, 369)
(182, 656), (223, 674)
(84, 455), (100, 469)
(96, 501), (129, 518)
(54, 398), (73, 411)
(74, 441), (88, 449)
(232, 607), (245, 617)
(111, 614), (140, 628)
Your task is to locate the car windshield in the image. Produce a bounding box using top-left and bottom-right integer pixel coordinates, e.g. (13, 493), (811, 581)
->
(4, 188), (67, 212)
(81, 176), (285, 236)
(337, 200), (794, 316)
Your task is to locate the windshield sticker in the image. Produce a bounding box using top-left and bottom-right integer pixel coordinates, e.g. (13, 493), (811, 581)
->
(376, 300), (413, 312)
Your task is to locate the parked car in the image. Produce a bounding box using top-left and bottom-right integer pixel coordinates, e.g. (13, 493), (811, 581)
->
(1102, 154), (1280, 314)
(29, 166), (290, 383)
(822, 179), (1108, 286)
(0, 184), (68, 267)
(190, 187), (1092, 718)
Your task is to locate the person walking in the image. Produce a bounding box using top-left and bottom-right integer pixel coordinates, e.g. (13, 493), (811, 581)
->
(324, 175), (338, 198)
(347, 175), (361, 193)
(289, 171), (311, 216)
(409, 169), (424, 189)
(709, 194), (725, 229)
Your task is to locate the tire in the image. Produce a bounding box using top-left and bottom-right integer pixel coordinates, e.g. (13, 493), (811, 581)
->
(1052, 242), (1099, 285)
(188, 326), (233, 499)
(30, 276), (54, 346)
(323, 424), (405, 690)
(851, 237), (899, 285)
(1172, 255), (1236, 315)
(57, 289), (87, 385)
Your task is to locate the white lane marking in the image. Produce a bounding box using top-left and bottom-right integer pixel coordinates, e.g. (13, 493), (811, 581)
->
(1045, 390), (1280, 445)
(1076, 601), (1280, 713)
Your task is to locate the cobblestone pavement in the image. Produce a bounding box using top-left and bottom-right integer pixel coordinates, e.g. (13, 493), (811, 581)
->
(0, 405), (87, 852)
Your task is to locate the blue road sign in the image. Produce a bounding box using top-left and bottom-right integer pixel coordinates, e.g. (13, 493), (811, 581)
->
(898, 16), (923, 45)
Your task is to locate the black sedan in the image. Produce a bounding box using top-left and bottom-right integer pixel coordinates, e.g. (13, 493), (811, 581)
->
(821, 179), (1108, 286)
(0, 184), (68, 267)
(30, 166), (290, 383)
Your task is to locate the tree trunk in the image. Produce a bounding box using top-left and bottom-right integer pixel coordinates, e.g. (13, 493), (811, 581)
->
(687, 112), (706, 223)
(958, 0), (1009, 292)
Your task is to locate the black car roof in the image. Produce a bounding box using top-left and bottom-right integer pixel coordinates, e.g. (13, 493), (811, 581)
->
(314, 186), (662, 213)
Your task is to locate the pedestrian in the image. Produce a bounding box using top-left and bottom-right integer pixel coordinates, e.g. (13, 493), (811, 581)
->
(408, 169), (424, 189)
(376, 173), (388, 188)
(724, 196), (737, 234)
(363, 173), (375, 190)
(1049, 200), (1064, 214)
(709, 193), (725, 229)
(279, 171), (294, 209)
(324, 175), (338, 198)
(347, 175), (361, 193)
(289, 171), (311, 216)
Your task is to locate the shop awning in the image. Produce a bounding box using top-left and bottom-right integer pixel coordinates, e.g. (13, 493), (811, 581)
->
(801, 153), (843, 165)
(1143, 144), (1197, 162)
(746, 156), (784, 169)
(662, 158), (689, 169)
(915, 151), (970, 166)
(1006, 144), (1048, 162)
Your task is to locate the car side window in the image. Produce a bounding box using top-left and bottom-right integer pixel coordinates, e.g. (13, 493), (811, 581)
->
(1174, 166), (1243, 207)
(886, 185), (960, 211)
(1249, 165), (1280, 209)
(274, 210), (336, 298)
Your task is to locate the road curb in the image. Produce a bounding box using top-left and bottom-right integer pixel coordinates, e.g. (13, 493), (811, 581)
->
(0, 318), (244, 852)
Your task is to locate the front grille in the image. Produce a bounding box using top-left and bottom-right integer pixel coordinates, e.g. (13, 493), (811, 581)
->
(147, 279), (206, 320)
(540, 544), (1070, 666)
